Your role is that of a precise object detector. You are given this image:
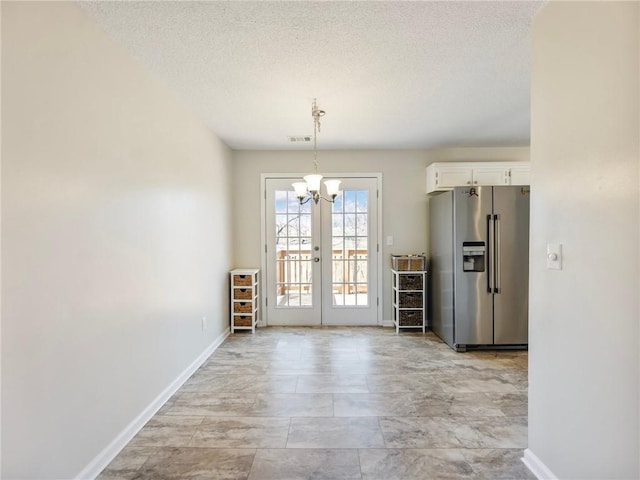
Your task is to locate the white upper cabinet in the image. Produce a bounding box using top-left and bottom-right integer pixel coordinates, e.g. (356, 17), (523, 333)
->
(509, 164), (531, 186)
(433, 165), (473, 189)
(473, 166), (510, 186)
(426, 162), (530, 193)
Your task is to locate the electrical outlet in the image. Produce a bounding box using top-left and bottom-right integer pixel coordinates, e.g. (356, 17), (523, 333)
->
(201, 316), (207, 331)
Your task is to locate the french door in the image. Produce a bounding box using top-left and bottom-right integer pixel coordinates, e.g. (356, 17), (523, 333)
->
(264, 176), (380, 326)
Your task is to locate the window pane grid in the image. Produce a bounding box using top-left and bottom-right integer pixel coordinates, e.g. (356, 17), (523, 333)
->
(275, 190), (313, 308)
(331, 189), (369, 307)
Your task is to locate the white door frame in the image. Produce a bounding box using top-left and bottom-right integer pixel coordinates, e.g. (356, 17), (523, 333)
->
(260, 172), (383, 326)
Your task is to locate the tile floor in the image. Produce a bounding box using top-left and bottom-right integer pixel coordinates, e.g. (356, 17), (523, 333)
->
(97, 327), (534, 480)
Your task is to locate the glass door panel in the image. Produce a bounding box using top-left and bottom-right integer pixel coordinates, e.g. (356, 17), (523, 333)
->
(266, 179), (320, 325)
(321, 177), (378, 325)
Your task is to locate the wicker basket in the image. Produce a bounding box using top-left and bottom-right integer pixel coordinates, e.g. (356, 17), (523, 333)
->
(233, 274), (253, 287)
(233, 288), (252, 300)
(399, 310), (423, 326)
(399, 274), (423, 290)
(234, 315), (253, 327)
(392, 255), (426, 271)
(399, 292), (423, 308)
(233, 302), (253, 313)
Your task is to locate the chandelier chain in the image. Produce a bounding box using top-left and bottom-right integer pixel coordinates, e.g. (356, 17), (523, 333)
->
(312, 98), (323, 173)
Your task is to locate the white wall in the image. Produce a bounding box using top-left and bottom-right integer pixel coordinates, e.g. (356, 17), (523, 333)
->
(1, 3), (233, 478)
(528, 2), (639, 478)
(232, 147), (528, 322)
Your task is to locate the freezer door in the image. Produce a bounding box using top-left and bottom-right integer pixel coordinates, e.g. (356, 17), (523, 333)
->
(453, 187), (494, 346)
(429, 191), (455, 348)
(493, 186), (530, 345)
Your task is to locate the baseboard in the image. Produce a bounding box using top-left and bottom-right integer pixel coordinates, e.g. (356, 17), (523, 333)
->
(75, 327), (230, 480)
(381, 320), (394, 327)
(522, 449), (559, 480)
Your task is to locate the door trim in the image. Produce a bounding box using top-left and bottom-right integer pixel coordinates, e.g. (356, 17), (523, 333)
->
(260, 172), (383, 326)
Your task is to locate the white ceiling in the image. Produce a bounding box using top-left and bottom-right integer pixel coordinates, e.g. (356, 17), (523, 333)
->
(78, 1), (546, 150)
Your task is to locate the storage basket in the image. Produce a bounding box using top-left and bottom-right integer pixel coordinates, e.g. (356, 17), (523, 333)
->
(234, 315), (253, 327)
(399, 292), (423, 308)
(233, 274), (253, 287)
(233, 302), (253, 313)
(399, 310), (423, 326)
(399, 274), (423, 290)
(233, 288), (252, 300)
(392, 255), (426, 271)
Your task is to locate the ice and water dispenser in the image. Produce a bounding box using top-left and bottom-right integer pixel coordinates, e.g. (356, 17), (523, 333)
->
(462, 241), (485, 272)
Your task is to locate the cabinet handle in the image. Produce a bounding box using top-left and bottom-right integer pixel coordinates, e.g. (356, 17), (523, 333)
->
(466, 181), (471, 185)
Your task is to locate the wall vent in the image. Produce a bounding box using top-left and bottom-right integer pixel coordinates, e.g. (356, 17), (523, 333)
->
(288, 136), (312, 142)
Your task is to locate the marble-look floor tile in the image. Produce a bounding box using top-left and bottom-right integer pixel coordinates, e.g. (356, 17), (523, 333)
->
(248, 448), (362, 480)
(331, 362), (398, 375)
(462, 448), (537, 479)
(333, 392), (452, 417)
(379, 416), (475, 449)
(438, 375), (520, 394)
(267, 363), (331, 375)
(198, 363), (270, 375)
(359, 448), (475, 480)
(449, 393), (505, 417)
(490, 392), (528, 416)
(501, 371), (530, 392)
(128, 416), (203, 447)
(286, 417), (385, 448)
(163, 393), (256, 417)
(366, 374), (445, 393)
(181, 373), (297, 393)
(135, 447), (255, 479)
(300, 351), (360, 362)
(252, 393), (333, 417)
(96, 447), (158, 479)
(96, 472), (139, 480)
(380, 416), (528, 449)
(465, 416), (528, 448)
(296, 374), (369, 393)
(189, 417), (290, 448)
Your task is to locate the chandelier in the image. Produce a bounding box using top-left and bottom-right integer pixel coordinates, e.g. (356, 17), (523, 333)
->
(292, 99), (341, 204)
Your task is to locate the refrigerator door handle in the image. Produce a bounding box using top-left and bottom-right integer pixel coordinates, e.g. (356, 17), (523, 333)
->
(487, 214), (494, 293)
(494, 214), (501, 294)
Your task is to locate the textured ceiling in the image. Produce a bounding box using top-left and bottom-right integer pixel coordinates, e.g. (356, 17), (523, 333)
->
(78, 1), (545, 150)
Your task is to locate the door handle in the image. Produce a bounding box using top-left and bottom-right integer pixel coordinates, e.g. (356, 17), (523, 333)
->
(494, 214), (501, 294)
(487, 214), (494, 293)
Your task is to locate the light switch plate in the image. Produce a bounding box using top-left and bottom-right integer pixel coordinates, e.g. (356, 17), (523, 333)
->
(547, 243), (562, 270)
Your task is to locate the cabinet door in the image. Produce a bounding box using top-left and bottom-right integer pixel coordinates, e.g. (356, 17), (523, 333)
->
(509, 165), (531, 185)
(436, 166), (474, 188)
(472, 167), (509, 186)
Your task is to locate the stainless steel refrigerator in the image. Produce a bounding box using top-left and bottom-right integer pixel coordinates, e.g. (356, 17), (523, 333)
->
(429, 186), (529, 351)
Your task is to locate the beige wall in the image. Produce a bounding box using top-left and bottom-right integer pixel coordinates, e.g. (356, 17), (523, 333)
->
(528, 2), (639, 478)
(232, 150), (428, 322)
(1, 2), (233, 478)
(232, 147), (529, 322)
(425, 146), (529, 163)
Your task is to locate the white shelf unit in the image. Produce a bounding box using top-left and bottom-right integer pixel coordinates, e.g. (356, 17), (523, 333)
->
(230, 268), (260, 333)
(392, 269), (427, 333)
